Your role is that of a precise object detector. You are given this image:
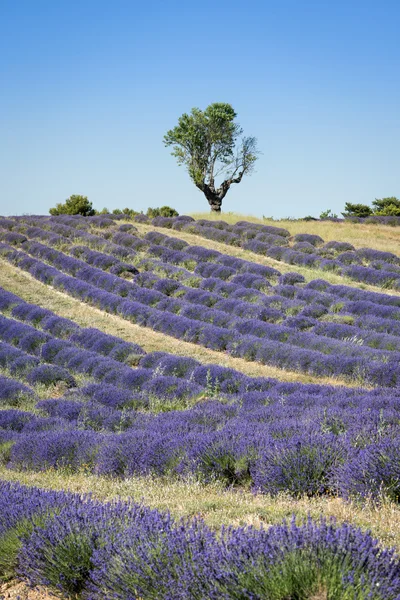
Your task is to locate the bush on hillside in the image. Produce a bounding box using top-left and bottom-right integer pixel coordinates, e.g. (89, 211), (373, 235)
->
(372, 197), (400, 216)
(49, 195), (95, 217)
(147, 206), (179, 219)
(319, 209), (338, 219)
(341, 202), (372, 218)
(341, 197), (400, 219)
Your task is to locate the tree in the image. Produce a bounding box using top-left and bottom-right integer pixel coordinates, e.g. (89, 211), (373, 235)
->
(49, 195), (95, 216)
(372, 197), (400, 216)
(163, 103), (260, 212)
(341, 202), (372, 218)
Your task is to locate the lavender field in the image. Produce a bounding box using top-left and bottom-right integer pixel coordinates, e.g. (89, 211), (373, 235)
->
(1, 213), (400, 598)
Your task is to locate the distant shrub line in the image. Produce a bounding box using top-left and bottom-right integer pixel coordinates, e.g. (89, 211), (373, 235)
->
(48, 193), (179, 220)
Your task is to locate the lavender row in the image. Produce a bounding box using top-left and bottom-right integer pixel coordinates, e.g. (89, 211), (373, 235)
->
(0, 286), (323, 398)
(16, 235), (400, 366)
(3, 231), (395, 345)
(11, 212), (400, 297)
(0, 319), (204, 405)
(7, 220), (400, 352)
(3, 334), (400, 498)
(122, 227), (400, 313)
(0, 288), (159, 396)
(151, 215), (400, 289)
(3, 242), (400, 385)
(133, 268), (400, 355)
(135, 242), (400, 352)
(0, 288), (144, 363)
(0, 215), (145, 259)
(55, 227), (400, 350)
(2, 406), (400, 501)
(0, 245), (396, 385)
(7, 212), (400, 277)
(151, 214), (400, 267)
(0, 217), (281, 286)
(5, 282), (399, 400)
(5, 216), (400, 315)
(3, 366), (400, 500)
(0, 375), (35, 405)
(345, 214), (400, 225)
(2, 481), (398, 599)
(3, 220), (400, 370)
(0, 288), (299, 411)
(131, 226), (400, 309)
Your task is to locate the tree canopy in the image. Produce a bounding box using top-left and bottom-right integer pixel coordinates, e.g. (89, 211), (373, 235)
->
(49, 195), (95, 216)
(164, 103), (259, 212)
(372, 197), (400, 216)
(341, 202), (373, 218)
(342, 198), (400, 218)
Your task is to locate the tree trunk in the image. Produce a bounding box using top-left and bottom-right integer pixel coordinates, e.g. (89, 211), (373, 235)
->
(209, 200), (222, 212)
(202, 186), (223, 212)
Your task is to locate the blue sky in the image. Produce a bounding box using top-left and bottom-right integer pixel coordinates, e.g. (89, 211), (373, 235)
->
(0, 0), (399, 218)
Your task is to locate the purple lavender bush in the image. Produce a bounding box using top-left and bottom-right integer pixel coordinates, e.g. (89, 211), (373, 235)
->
(1, 479), (396, 599)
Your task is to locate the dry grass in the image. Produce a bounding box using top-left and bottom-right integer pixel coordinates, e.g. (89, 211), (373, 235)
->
(1, 467), (400, 549)
(133, 222), (400, 296)
(0, 258), (367, 388)
(189, 211), (400, 255)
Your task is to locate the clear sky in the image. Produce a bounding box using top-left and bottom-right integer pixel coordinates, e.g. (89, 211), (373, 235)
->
(0, 0), (399, 218)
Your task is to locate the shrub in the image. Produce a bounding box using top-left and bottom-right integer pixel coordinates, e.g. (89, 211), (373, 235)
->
(319, 209), (338, 219)
(292, 233), (324, 247)
(26, 365), (76, 389)
(49, 195), (95, 217)
(337, 438), (400, 501)
(372, 197), (400, 216)
(341, 202), (372, 218)
(147, 206), (179, 218)
(252, 434), (345, 497)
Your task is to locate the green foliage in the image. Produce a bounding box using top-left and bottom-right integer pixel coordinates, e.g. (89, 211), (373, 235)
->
(205, 370), (221, 398)
(0, 441), (13, 466)
(0, 514), (49, 582)
(341, 202), (373, 218)
(232, 548), (375, 600)
(163, 103), (259, 210)
(49, 195), (95, 217)
(122, 208), (139, 217)
(320, 209), (338, 219)
(372, 197), (400, 216)
(146, 206), (179, 218)
(164, 103), (238, 184)
(109, 208), (139, 217)
(39, 531), (95, 596)
(341, 198), (400, 218)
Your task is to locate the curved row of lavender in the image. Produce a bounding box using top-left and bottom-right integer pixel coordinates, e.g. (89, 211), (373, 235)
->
(2, 288), (400, 501)
(147, 213), (400, 289)
(0, 216), (400, 385)
(4, 211), (400, 294)
(1, 480), (399, 599)
(5, 212), (400, 291)
(5, 212), (400, 308)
